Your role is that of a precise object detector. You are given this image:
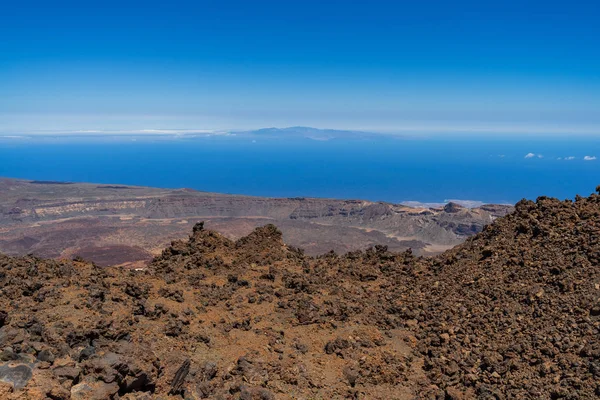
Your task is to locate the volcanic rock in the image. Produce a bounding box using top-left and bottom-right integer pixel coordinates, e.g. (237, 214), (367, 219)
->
(0, 189), (599, 398)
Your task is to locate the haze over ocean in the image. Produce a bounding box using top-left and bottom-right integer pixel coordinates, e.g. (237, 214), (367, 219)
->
(2, 134), (599, 205)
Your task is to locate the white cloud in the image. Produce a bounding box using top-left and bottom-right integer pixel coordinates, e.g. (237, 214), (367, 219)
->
(565, 156), (576, 160)
(2, 128), (221, 136)
(584, 156), (597, 161)
(525, 153), (543, 159)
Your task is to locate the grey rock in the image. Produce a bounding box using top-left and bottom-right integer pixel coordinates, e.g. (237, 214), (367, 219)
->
(37, 349), (55, 363)
(0, 362), (33, 389)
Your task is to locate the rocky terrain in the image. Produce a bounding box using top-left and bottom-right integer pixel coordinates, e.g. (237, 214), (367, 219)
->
(0, 187), (599, 398)
(0, 178), (511, 267)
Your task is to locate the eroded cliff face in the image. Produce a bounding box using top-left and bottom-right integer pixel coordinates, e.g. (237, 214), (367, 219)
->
(7, 200), (148, 219)
(0, 179), (512, 265)
(0, 190), (599, 398)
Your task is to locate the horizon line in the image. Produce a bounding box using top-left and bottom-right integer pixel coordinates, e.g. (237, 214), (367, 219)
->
(2, 124), (600, 137)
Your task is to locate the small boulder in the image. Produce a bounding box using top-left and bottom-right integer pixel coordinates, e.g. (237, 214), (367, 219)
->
(71, 381), (119, 400)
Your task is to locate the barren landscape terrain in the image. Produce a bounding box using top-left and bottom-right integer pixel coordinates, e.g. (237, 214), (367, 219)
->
(0, 178), (512, 267)
(0, 189), (599, 398)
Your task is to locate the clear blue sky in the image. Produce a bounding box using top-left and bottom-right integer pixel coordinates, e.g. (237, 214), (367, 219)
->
(1, 0), (599, 134)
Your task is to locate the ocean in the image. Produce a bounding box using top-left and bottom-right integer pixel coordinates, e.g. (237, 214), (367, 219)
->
(1, 134), (600, 205)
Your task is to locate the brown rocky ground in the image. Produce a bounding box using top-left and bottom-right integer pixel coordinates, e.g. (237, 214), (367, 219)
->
(0, 188), (599, 399)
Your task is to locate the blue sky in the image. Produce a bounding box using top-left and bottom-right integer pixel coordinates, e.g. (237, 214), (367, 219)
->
(1, 0), (599, 134)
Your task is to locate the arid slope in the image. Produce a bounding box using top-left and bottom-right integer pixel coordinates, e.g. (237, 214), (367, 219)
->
(0, 189), (599, 398)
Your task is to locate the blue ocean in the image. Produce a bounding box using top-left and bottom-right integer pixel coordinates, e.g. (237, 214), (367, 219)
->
(1, 135), (600, 205)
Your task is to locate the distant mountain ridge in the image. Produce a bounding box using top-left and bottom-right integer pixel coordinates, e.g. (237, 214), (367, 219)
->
(234, 126), (386, 140)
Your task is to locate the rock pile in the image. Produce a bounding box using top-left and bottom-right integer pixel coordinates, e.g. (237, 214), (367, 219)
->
(0, 189), (599, 398)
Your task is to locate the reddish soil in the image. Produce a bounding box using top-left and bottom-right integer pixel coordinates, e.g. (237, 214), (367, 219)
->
(0, 190), (599, 398)
(71, 245), (154, 267)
